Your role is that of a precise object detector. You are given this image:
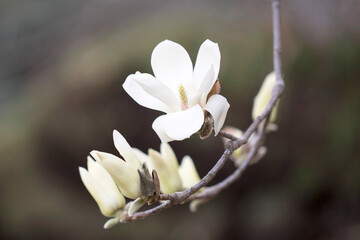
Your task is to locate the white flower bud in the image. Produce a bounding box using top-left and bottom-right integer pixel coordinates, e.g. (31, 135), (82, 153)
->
(132, 147), (151, 165)
(147, 143), (182, 194)
(128, 198), (146, 216)
(79, 157), (125, 218)
(252, 72), (279, 122)
(91, 150), (141, 199)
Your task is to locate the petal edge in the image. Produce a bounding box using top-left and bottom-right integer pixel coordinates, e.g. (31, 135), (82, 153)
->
(203, 94), (230, 135)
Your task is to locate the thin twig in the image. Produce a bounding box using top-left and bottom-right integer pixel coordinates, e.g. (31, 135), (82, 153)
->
(219, 130), (238, 141)
(126, 201), (171, 221)
(125, 0), (284, 221)
(271, 0), (284, 86)
(187, 0), (285, 205)
(187, 146), (258, 202)
(159, 148), (233, 202)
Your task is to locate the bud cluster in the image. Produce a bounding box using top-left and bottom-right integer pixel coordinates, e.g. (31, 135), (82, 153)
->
(79, 130), (201, 228)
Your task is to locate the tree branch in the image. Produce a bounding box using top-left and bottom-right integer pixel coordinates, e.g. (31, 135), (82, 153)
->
(126, 201), (171, 221)
(219, 130), (238, 141)
(124, 0), (284, 221)
(271, 0), (284, 86)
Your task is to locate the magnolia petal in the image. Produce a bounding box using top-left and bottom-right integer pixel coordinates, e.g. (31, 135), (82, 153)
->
(113, 130), (140, 169)
(87, 157), (114, 188)
(128, 198), (146, 216)
(92, 151), (141, 199)
(104, 217), (120, 229)
(148, 149), (182, 194)
(181, 80), (198, 101)
(132, 148), (150, 164)
(197, 65), (216, 106)
(188, 66), (216, 108)
(151, 40), (193, 89)
(152, 115), (173, 143)
(160, 143), (179, 172)
(86, 157), (125, 209)
(123, 73), (171, 113)
(164, 105), (205, 141)
(203, 94), (230, 135)
(152, 105), (205, 142)
(179, 155), (201, 189)
(188, 93), (202, 110)
(124, 72), (180, 113)
(193, 39), (220, 91)
(79, 165), (125, 218)
(79, 167), (112, 217)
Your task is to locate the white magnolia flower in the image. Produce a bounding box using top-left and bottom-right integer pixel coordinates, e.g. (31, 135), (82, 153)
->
(147, 143), (201, 193)
(123, 39), (230, 142)
(79, 157), (126, 226)
(91, 130), (142, 199)
(252, 72), (279, 122)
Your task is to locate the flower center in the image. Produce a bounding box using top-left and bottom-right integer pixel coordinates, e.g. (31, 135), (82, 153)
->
(178, 84), (189, 110)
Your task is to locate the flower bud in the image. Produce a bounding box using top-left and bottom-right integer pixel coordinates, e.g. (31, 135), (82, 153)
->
(252, 72), (279, 122)
(147, 143), (182, 194)
(91, 150), (141, 199)
(79, 157), (125, 218)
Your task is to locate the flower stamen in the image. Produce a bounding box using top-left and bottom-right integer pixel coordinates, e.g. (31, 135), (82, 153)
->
(179, 84), (189, 110)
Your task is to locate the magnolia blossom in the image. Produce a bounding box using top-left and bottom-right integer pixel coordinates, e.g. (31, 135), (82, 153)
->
(146, 143), (201, 194)
(91, 130), (143, 199)
(123, 39), (230, 142)
(252, 72), (279, 122)
(79, 157), (126, 228)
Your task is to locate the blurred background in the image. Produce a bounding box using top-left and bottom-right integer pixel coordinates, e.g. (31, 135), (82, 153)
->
(1, 0), (359, 239)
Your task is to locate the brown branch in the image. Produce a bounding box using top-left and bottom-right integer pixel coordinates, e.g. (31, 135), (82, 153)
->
(271, 0), (284, 86)
(125, 201), (171, 221)
(124, 0), (284, 221)
(159, 148), (233, 202)
(187, 146), (258, 202)
(219, 130), (238, 141)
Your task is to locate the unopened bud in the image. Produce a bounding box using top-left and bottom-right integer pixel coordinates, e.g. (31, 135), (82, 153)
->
(252, 72), (279, 122)
(79, 157), (125, 218)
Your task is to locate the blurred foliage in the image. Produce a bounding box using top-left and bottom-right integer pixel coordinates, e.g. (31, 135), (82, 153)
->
(1, 0), (360, 239)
